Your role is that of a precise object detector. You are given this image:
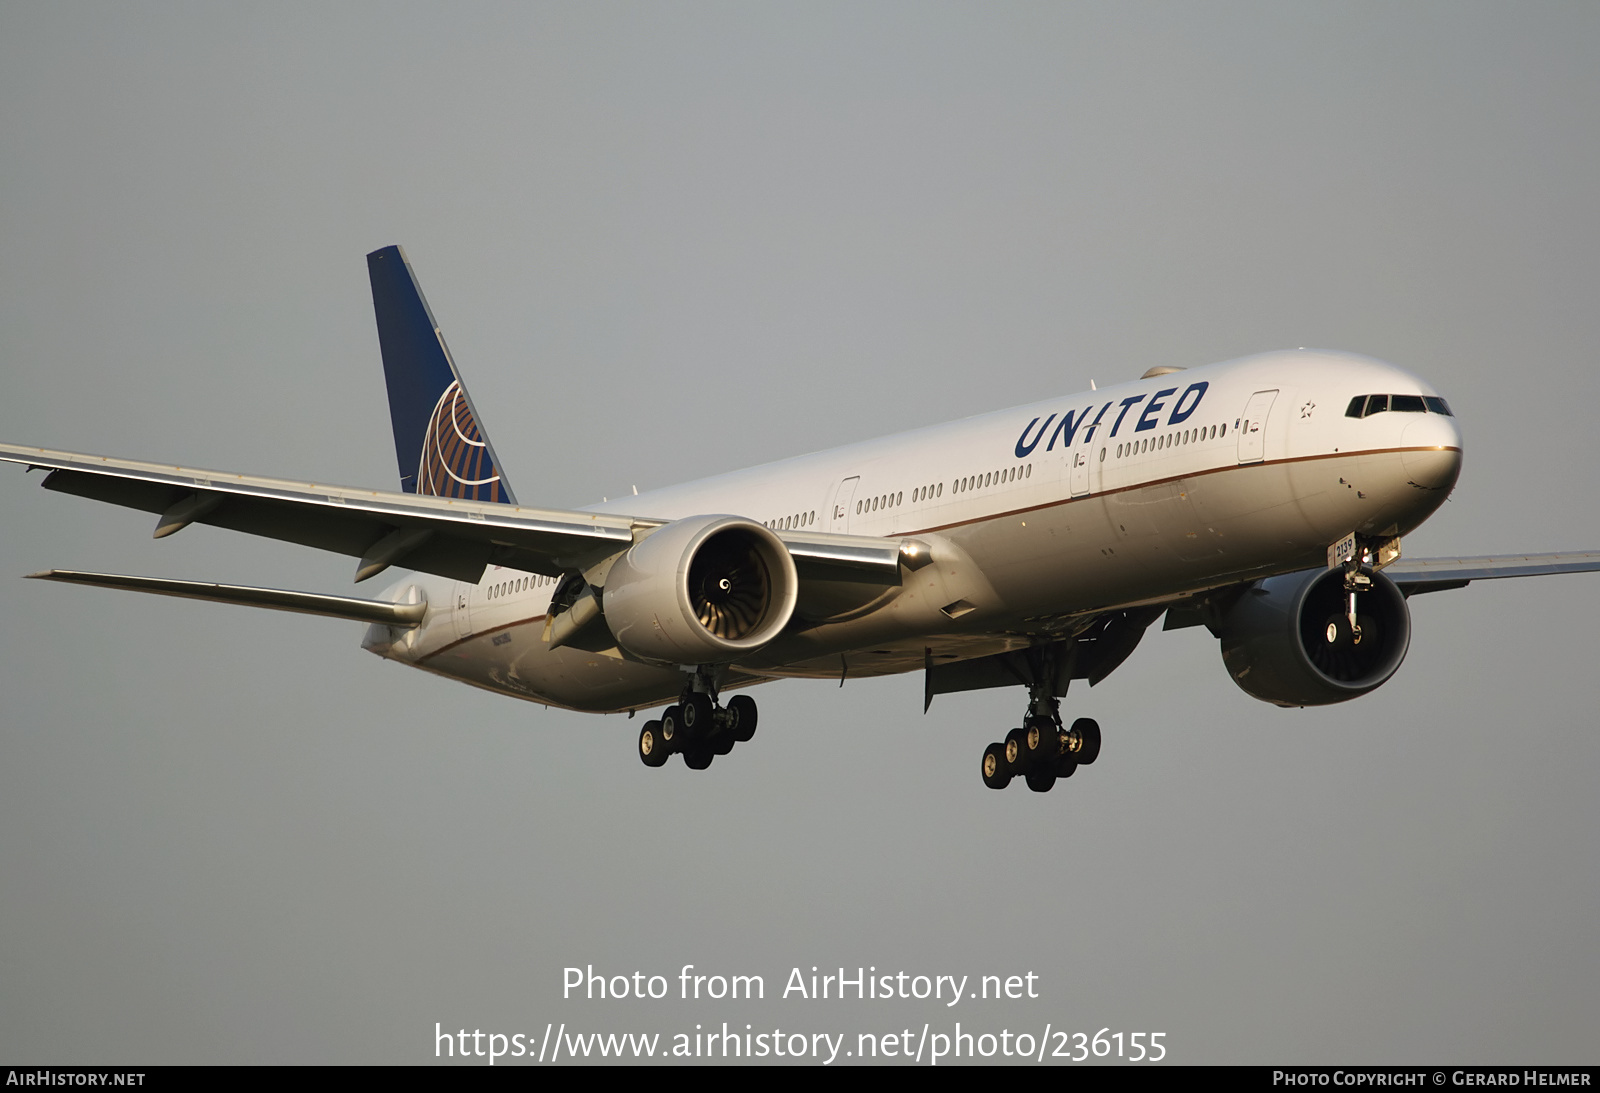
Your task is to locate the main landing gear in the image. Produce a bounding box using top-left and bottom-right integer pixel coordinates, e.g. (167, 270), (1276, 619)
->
(980, 691), (1100, 793)
(637, 679), (758, 771)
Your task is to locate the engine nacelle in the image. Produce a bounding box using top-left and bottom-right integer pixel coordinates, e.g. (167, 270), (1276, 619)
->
(601, 515), (799, 666)
(1216, 567), (1411, 707)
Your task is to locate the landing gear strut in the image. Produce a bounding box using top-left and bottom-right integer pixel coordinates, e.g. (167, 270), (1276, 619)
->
(1324, 533), (1401, 655)
(980, 652), (1100, 792)
(636, 667), (759, 770)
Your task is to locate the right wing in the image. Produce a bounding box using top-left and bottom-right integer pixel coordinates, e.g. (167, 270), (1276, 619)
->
(1, 442), (637, 583)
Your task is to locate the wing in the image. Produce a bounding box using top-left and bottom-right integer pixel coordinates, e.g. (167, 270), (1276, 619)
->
(0, 443), (904, 586)
(26, 569), (428, 625)
(1386, 552), (1600, 595)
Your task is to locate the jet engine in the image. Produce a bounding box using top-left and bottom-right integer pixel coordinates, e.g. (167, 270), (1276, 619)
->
(601, 515), (799, 666)
(1215, 567), (1411, 707)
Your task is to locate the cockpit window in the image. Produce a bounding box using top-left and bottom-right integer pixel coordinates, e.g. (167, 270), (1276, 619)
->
(1344, 393), (1452, 418)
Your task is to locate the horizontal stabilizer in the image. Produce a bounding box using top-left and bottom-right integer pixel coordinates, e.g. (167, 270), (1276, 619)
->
(27, 570), (428, 626)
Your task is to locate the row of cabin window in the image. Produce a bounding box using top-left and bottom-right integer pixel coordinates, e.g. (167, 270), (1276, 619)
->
(487, 573), (556, 600)
(765, 511), (815, 531)
(952, 463), (1032, 495)
(860, 462), (1037, 516)
(1114, 423), (1225, 459)
(1345, 394), (1453, 418)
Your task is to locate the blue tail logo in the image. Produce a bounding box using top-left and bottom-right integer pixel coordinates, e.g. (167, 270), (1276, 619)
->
(367, 245), (517, 505)
(418, 379), (506, 500)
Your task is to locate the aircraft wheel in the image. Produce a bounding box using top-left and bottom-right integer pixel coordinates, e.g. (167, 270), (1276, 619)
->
(660, 705), (683, 750)
(727, 694), (758, 743)
(1068, 717), (1101, 765)
(711, 732), (735, 756)
(982, 743), (1011, 790)
(681, 693), (714, 740)
(1003, 727), (1029, 771)
(1323, 612), (1356, 651)
(682, 745), (714, 770)
(638, 721), (669, 767)
(1025, 771), (1057, 793)
(1053, 753), (1078, 778)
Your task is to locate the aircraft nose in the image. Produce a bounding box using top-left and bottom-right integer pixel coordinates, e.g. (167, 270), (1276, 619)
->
(1401, 415), (1463, 494)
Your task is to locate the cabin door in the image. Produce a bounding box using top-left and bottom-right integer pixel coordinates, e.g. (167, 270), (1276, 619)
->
(830, 476), (861, 533)
(1237, 389), (1279, 464)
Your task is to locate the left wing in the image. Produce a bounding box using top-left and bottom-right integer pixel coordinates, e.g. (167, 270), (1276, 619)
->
(1385, 552), (1600, 595)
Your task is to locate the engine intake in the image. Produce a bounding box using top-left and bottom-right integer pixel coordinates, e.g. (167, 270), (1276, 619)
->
(1216, 567), (1411, 707)
(601, 516), (799, 665)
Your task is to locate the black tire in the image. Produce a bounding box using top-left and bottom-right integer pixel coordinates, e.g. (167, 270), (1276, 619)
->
(1025, 771), (1057, 793)
(727, 694), (758, 743)
(1069, 717), (1101, 766)
(1053, 753), (1078, 778)
(1023, 714), (1058, 767)
(682, 745), (714, 770)
(711, 732), (735, 756)
(681, 693), (714, 740)
(982, 742), (1011, 790)
(638, 721), (669, 767)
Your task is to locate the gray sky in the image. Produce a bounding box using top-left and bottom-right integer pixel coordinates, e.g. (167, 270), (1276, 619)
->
(2, 2), (1597, 1065)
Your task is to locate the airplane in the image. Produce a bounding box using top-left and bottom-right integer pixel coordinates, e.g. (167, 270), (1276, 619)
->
(6, 245), (1598, 792)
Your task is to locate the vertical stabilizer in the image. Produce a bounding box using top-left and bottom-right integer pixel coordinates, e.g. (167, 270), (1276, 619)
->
(367, 245), (517, 504)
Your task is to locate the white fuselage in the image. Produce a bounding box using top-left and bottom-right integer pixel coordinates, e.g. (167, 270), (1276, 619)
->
(365, 350), (1464, 713)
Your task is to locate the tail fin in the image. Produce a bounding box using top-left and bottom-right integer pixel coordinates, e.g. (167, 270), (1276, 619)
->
(366, 245), (517, 504)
